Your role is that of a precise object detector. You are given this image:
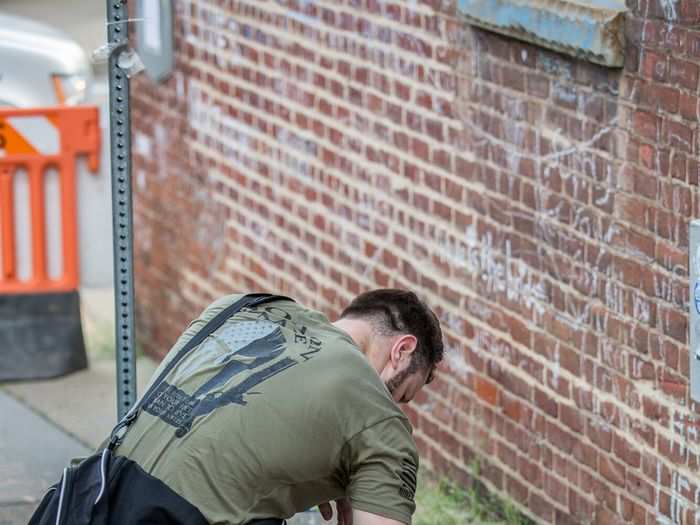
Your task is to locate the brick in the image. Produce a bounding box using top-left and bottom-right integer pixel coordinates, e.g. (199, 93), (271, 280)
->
(640, 50), (668, 81)
(669, 57), (699, 90)
(503, 313), (530, 347)
(595, 505), (624, 525)
(544, 471), (569, 507)
(633, 111), (660, 141)
(670, 152), (687, 181)
(569, 490), (596, 523)
(661, 307), (687, 344)
(626, 471), (655, 506)
(415, 90), (434, 112)
(687, 30), (700, 58)
(587, 420), (613, 452)
(560, 404), (585, 434)
(626, 229), (655, 261)
(545, 107), (569, 134)
(572, 440), (598, 470)
(425, 119), (444, 141)
(432, 149), (452, 172)
(474, 376), (499, 406)
(526, 73), (549, 98)
(572, 59), (615, 92)
(656, 208), (674, 240)
(656, 147), (672, 177)
(497, 441), (518, 470)
(506, 474), (529, 502)
(535, 388), (558, 417)
(680, 0), (700, 23)
(642, 453), (667, 481)
(502, 65), (526, 92)
(582, 93), (606, 121)
(657, 489), (673, 521)
(500, 393), (525, 424)
(635, 141), (656, 169)
(659, 85), (680, 113)
(411, 138), (430, 162)
(679, 93), (699, 120)
(665, 119), (694, 152)
(599, 455), (626, 487)
(547, 421), (575, 454)
(688, 156), (700, 184)
(580, 468), (616, 511)
(519, 456), (543, 489)
(554, 452), (578, 486)
(501, 369), (532, 400)
(529, 491), (555, 522)
(481, 459), (504, 489)
(512, 42), (537, 68)
(612, 434), (641, 468)
(658, 435), (687, 465)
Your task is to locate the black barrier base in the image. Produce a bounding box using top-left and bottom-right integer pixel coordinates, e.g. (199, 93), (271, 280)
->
(0, 291), (87, 381)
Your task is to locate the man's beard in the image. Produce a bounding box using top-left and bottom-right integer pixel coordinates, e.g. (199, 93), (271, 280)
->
(385, 366), (412, 396)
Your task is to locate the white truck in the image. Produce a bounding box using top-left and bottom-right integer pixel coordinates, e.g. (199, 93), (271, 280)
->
(0, 12), (91, 107)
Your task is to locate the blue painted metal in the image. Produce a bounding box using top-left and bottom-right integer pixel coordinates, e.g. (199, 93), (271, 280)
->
(458, 0), (627, 67)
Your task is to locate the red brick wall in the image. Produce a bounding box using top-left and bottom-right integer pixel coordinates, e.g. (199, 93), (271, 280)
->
(131, 1), (700, 522)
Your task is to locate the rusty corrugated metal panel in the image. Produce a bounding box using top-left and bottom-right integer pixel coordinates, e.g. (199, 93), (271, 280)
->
(458, 0), (627, 67)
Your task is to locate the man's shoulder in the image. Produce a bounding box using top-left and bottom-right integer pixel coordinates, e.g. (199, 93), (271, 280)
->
(319, 347), (407, 423)
(202, 293), (259, 311)
(200, 293), (296, 318)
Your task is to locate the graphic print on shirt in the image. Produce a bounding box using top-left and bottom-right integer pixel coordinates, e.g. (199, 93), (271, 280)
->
(398, 458), (418, 501)
(143, 320), (297, 436)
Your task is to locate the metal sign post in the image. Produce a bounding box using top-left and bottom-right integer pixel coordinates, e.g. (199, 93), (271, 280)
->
(106, 0), (137, 419)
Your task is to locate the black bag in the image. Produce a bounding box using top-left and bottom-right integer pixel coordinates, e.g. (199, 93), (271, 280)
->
(28, 294), (291, 525)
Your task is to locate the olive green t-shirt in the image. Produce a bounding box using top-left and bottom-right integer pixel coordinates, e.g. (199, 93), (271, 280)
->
(117, 295), (419, 525)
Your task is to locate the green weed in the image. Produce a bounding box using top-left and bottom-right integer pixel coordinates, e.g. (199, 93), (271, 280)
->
(413, 461), (534, 525)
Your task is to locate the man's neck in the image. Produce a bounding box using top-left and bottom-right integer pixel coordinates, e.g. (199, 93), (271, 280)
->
(331, 318), (386, 374)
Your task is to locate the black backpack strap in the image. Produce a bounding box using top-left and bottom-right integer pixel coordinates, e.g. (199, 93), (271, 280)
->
(108, 293), (293, 450)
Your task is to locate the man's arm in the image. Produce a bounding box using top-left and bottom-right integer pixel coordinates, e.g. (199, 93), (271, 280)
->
(338, 417), (418, 525)
(319, 498), (410, 525)
(353, 509), (408, 525)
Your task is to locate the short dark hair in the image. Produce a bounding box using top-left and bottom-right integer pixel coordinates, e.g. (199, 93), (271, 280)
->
(340, 289), (444, 374)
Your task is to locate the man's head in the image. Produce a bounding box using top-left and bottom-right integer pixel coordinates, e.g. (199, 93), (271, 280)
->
(336, 289), (444, 404)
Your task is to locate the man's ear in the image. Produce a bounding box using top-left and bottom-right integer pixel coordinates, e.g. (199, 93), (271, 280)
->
(389, 334), (418, 367)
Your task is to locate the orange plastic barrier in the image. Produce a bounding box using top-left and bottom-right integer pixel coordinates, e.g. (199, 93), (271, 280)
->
(0, 106), (100, 293)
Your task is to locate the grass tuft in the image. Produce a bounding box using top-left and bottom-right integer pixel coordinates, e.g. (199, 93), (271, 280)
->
(413, 461), (534, 525)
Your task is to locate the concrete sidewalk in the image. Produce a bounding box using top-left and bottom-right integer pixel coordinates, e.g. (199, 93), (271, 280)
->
(0, 288), (157, 524)
(0, 391), (90, 524)
(0, 288), (326, 525)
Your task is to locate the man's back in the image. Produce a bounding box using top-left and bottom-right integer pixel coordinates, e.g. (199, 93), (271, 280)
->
(117, 295), (418, 525)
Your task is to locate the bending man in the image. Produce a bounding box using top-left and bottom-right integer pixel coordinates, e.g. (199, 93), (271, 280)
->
(113, 289), (444, 525)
